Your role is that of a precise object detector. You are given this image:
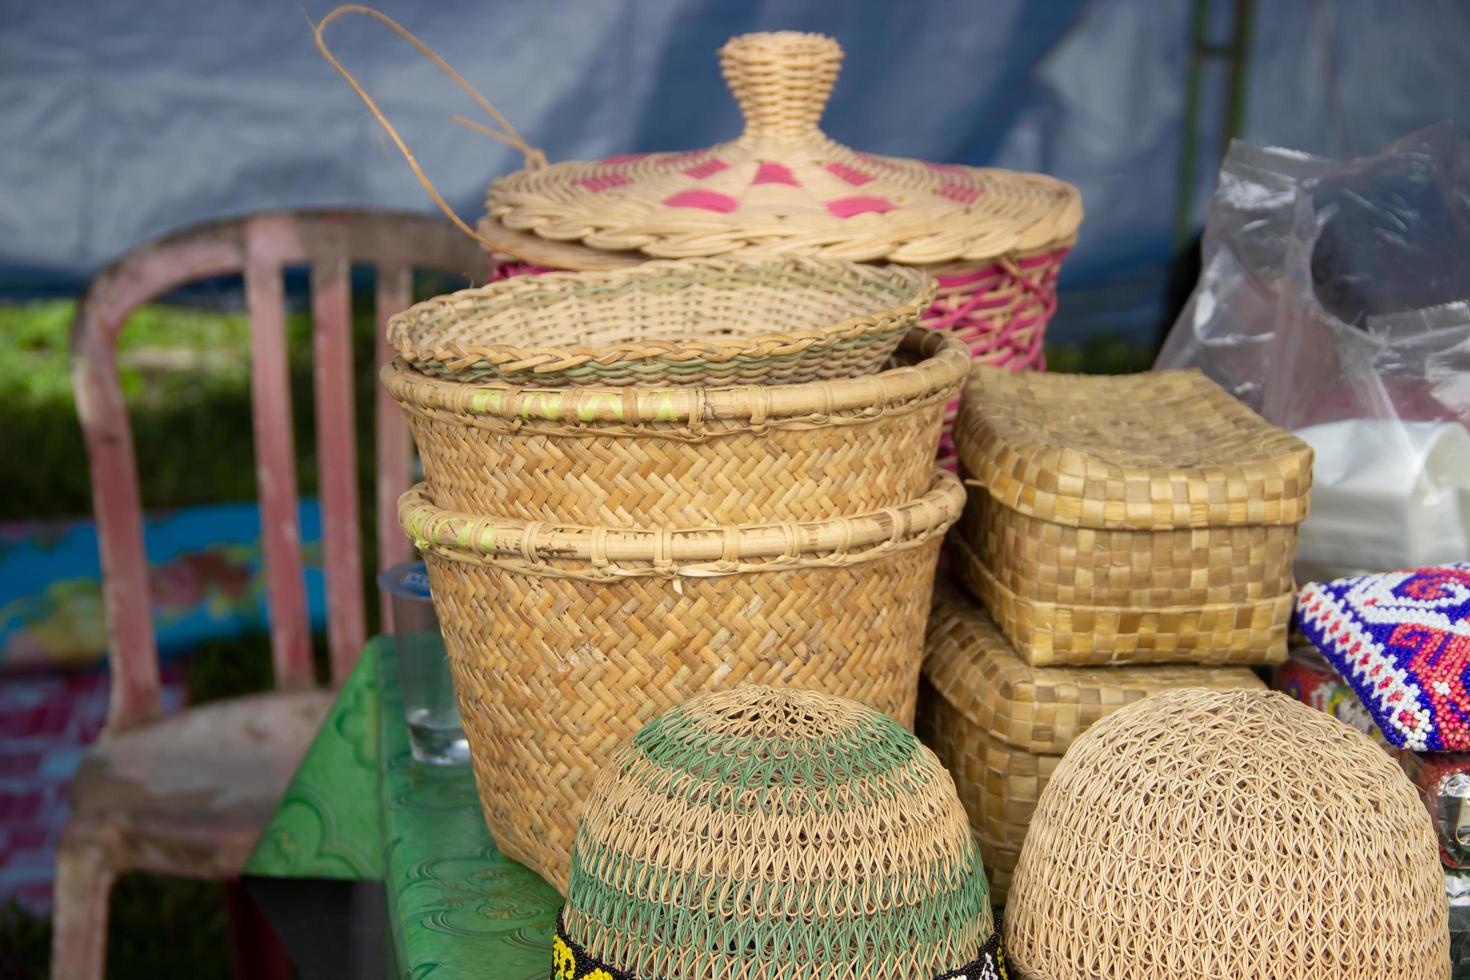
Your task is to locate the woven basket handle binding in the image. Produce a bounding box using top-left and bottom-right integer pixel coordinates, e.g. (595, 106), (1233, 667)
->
(313, 5), (548, 251)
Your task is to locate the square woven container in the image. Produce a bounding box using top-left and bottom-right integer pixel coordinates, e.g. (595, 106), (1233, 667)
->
(951, 366), (1313, 666)
(916, 586), (1265, 904)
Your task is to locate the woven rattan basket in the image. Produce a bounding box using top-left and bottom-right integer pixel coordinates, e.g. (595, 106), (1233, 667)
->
(953, 365), (1313, 666)
(384, 326), (969, 526)
(400, 471), (964, 890)
(388, 256), (933, 387)
(313, 11), (1082, 465)
(555, 686), (1005, 979)
(1005, 688), (1449, 979)
(915, 586), (1264, 904)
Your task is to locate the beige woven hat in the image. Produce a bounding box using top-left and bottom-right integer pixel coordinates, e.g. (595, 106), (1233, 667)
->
(479, 32), (1082, 268)
(1005, 688), (1450, 979)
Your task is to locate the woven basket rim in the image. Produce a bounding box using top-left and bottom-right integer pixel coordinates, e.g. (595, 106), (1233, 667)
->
(481, 32), (1082, 267)
(955, 366), (1314, 530)
(923, 585), (1268, 752)
(386, 256), (934, 382)
(477, 216), (1077, 273)
(401, 470), (963, 571)
(382, 326), (969, 424)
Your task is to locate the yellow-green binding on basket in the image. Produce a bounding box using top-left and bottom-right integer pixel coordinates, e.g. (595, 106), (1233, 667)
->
(398, 471), (965, 891)
(384, 326), (970, 526)
(388, 256), (934, 387)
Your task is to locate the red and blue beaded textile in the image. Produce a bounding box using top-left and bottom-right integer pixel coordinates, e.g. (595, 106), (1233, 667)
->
(1298, 563), (1470, 752)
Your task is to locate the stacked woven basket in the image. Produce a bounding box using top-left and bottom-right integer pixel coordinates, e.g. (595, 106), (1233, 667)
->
(918, 365), (1315, 903)
(387, 255), (973, 890)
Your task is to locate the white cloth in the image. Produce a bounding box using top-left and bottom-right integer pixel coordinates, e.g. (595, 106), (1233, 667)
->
(1294, 419), (1470, 575)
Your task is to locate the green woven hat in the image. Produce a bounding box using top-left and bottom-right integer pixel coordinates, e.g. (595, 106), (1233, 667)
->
(553, 686), (1004, 980)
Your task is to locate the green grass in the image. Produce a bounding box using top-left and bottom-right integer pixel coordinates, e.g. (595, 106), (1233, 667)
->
(0, 296), (1152, 978)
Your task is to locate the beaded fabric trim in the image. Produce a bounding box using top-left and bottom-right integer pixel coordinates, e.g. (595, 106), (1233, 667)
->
(1298, 562), (1470, 751)
(551, 912), (1008, 980)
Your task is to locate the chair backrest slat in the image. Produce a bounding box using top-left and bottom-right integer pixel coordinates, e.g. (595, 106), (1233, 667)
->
(309, 233), (367, 684)
(374, 262), (415, 632)
(244, 216), (315, 690)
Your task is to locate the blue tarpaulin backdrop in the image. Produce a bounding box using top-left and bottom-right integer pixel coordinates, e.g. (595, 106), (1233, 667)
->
(1, 0), (1466, 340)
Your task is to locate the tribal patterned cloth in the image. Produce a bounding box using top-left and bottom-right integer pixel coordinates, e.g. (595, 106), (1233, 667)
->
(1298, 563), (1470, 751)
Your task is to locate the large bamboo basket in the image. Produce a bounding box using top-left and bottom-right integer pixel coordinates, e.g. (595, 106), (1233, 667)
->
(400, 471), (965, 891)
(385, 327), (970, 526)
(915, 586), (1265, 905)
(953, 365), (1312, 666)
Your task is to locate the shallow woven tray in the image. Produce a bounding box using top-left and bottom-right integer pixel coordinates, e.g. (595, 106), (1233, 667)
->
(401, 471), (965, 890)
(952, 535), (1293, 667)
(388, 257), (933, 387)
(384, 326), (970, 526)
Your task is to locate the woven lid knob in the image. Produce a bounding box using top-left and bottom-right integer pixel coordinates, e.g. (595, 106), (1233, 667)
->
(719, 32), (842, 143)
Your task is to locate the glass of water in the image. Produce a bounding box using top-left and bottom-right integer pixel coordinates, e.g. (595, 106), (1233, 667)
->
(377, 562), (469, 766)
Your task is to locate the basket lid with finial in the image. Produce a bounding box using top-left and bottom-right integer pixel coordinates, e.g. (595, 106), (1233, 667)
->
(481, 31), (1082, 270)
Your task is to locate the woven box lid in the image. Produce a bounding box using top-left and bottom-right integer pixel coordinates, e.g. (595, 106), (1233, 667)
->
(923, 586), (1265, 755)
(480, 31), (1082, 270)
(955, 366), (1314, 530)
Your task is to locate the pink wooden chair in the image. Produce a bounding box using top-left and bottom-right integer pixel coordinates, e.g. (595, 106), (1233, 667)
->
(56, 210), (484, 979)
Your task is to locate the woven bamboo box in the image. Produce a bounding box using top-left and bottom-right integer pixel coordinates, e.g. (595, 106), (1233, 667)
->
(952, 366), (1313, 666)
(916, 586), (1265, 904)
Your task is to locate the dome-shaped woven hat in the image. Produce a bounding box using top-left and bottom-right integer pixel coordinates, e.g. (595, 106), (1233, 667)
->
(484, 32), (1081, 269)
(554, 686), (1005, 980)
(1005, 688), (1449, 980)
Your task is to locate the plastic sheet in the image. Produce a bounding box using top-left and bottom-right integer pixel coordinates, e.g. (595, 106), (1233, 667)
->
(1157, 124), (1470, 577)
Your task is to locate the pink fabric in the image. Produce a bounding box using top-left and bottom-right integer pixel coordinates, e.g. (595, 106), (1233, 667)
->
(574, 173), (634, 192)
(663, 190), (740, 213)
(825, 196), (895, 218)
(599, 153), (650, 166)
(824, 162), (874, 186)
(752, 162), (799, 186)
(682, 159), (729, 180)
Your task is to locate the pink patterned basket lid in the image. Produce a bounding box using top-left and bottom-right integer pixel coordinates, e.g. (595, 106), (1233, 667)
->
(481, 32), (1082, 268)
(1298, 563), (1470, 752)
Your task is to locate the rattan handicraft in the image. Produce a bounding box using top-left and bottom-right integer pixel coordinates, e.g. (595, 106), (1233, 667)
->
(555, 686), (1005, 980)
(313, 10), (1082, 466)
(1004, 688), (1449, 979)
(915, 586), (1264, 904)
(388, 257), (933, 387)
(400, 472), (965, 890)
(952, 365), (1313, 666)
(385, 326), (969, 526)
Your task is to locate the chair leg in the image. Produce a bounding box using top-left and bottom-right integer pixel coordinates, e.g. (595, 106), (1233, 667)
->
(50, 842), (114, 980)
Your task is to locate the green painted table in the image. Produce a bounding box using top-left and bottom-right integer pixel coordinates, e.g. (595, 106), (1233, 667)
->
(246, 638), (561, 978)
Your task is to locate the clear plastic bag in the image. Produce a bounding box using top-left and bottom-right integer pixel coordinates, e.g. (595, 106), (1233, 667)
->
(1157, 123), (1470, 577)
